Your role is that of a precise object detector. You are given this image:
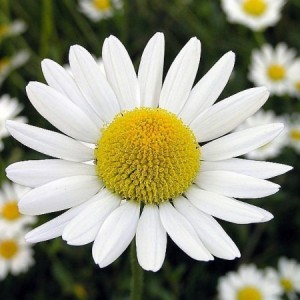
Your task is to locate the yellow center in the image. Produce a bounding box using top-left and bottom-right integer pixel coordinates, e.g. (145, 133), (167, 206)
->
(0, 58), (9, 72)
(0, 24), (9, 37)
(2, 201), (21, 221)
(0, 239), (19, 259)
(242, 0), (267, 16)
(295, 81), (300, 91)
(95, 108), (200, 205)
(237, 286), (262, 300)
(267, 64), (286, 81)
(92, 0), (111, 10)
(281, 278), (294, 292)
(290, 129), (300, 141)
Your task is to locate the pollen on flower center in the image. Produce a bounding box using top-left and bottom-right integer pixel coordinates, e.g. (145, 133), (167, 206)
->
(95, 108), (200, 205)
(92, 0), (111, 10)
(242, 0), (267, 16)
(0, 239), (19, 259)
(237, 286), (262, 300)
(0, 58), (9, 71)
(289, 129), (300, 141)
(267, 64), (286, 81)
(2, 201), (21, 221)
(295, 81), (300, 91)
(281, 278), (294, 292)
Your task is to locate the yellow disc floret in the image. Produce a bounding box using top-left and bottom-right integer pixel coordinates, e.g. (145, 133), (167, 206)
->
(281, 278), (294, 293)
(95, 108), (200, 205)
(93, 0), (111, 10)
(242, 0), (267, 16)
(0, 239), (19, 259)
(2, 201), (21, 221)
(290, 129), (300, 141)
(267, 64), (286, 81)
(237, 286), (262, 300)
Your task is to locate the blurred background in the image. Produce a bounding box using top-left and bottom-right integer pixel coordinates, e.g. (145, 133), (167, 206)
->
(0, 0), (300, 299)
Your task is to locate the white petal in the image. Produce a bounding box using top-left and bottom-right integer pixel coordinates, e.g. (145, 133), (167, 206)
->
(26, 82), (100, 143)
(179, 51), (235, 124)
(174, 197), (240, 260)
(93, 201), (140, 268)
(201, 123), (284, 161)
(62, 189), (120, 245)
(159, 38), (201, 114)
(6, 121), (94, 162)
(136, 205), (167, 272)
(19, 175), (102, 215)
(159, 201), (213, 261)
(41, 59), (101, 125)
(201, 158), (292, 179)
(186, 186), (273, 224)
(138, 33), (165, 108)
(196, 170), (279, 198)
(69, 45), (120, 123)
(25, 196), (99, 243)
(191, 87), (269, 142)
(102, 36), (140, 110)
(6, 159), (96, 188)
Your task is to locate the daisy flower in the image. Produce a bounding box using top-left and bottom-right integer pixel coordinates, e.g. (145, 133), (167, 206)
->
(6, 33), (291, 272)
(235, 110), (288, 160)
(78, 0), (122, 22)
(287, 114), (300, 154)
(220, 0), (286, 31)
(288, 58), (300, 98)
(0, 20), (26, 40)
(249, 44), (297, 96)
(0, 230), (34, 279)
(267, 258), (300, 299)
(217, 264), (282, 300)
(0, 50), (30, 87)
(0, 94), (27, 151)
(0, 181), (35, 234)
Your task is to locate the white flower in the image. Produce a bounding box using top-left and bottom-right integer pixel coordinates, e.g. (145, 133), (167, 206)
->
(249, 44), (297, 96)
(6, 33), (291, 272)
(269, 257), (300, 296)
(0, 20), (26, 39)
(0, 181), (35, 234)
(0, 50), (30, 87)
(64, 57), (105, 76)
(220, 0), (286, 31)
(218, 264), (282, 300)
(78, 0), (122, 22)
(235, 110), (288, 160)
(287, 114), (300, 154)
(0, 230), (34, 279)
(287, 58), (300, 98)
(0, 94), (27, 151)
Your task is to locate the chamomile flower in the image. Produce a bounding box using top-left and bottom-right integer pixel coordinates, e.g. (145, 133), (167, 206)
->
(0, 230), (34, 279)
(249, 44), (296, 96)
(0, 50), (30, 87)
(288, 58), (300, 98)
(0, 20), (26, 40)
(78, 0), (122, 22)
(287, 115), (300, 154)
(220, 0), (286, 31)
(6, 33), (291, 272)
(0, 94), (27, 151)
(235, 110), (288, 160)
(218, 264), (282, 300)
(0, 181), (35, 234)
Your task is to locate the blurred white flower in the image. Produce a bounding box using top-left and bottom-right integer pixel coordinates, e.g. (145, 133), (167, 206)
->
(267, 257), (300, 298)
(287, 114), (300, 154)
(78, 0), (122, 22)
(249, 44), (297, 96)
(0, 94), (27, 151)
(0, 20), (26, 39)
(0, 50), (30, 87)
(220, 0), (286, 31)
(235, 110), (288, 160)
(218, 264), (282, 300)
(287, 58), (300, 98)
(0, 230), (34, 280)
(0, 181), (35, 234)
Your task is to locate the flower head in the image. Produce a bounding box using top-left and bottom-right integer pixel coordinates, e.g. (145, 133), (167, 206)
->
(6, 33), (291, 271)
(78, 0), (122, 22)
(287, 114), (300, 154)
(0, 20), (26, 40)
(249, 43), (297, 96)
(218, 264), (282, 300)
(221, 0), (286, 31)
(0, 94), (27, 151)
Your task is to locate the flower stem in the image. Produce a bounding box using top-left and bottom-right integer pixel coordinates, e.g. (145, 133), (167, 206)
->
(130, 240), (144, 300)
